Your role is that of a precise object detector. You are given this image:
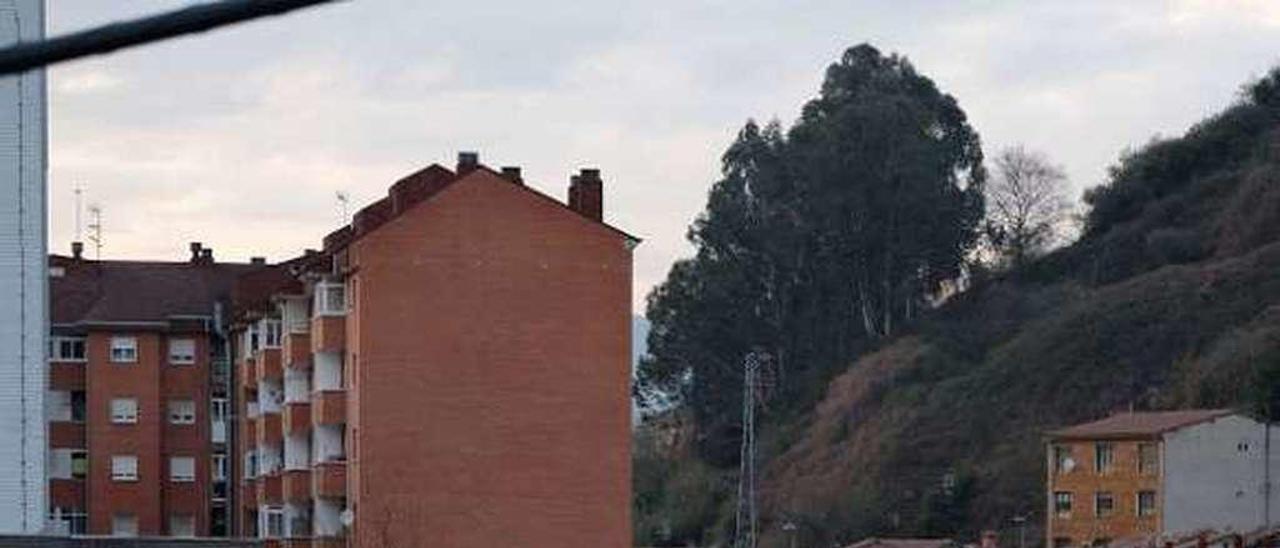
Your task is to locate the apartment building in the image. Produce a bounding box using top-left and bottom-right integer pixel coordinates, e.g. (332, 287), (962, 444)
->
(232, 153), (636, 547)
(0, 0), (47, 532)
(47, 244), (265, 537)
(1045, 410), (1280, 547)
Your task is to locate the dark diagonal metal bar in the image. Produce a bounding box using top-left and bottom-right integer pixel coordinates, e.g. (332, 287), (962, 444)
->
(0, 0), (340, 75)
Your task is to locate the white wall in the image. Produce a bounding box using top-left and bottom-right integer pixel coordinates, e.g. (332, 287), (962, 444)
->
(0, 0), (45, 534)
(1163, 414), (1280, 535)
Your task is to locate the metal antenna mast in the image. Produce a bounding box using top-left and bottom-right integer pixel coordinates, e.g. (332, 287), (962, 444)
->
(87, 204), (102, 259)
(73, 184), (83, 241)
(734, 350), (772, 548)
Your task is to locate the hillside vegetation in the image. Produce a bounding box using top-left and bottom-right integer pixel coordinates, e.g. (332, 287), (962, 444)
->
(635, 51), (1280, 547)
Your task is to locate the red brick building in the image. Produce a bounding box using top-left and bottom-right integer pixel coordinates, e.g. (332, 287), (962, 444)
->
(47, 244), (263, 537)
(223, 153), (636, 546)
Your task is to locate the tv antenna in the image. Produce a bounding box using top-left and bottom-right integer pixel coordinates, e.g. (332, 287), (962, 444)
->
(73, 184), (83, 241)
(86, 204), (102, 259)
(336, 191), (350, 226)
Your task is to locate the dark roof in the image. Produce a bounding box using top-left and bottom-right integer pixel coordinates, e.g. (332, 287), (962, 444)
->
(50, 255), (264, 327)
(321, 162), (639, 253)
(1047, 410), (1237, 440)
(844, 538), (954, 548)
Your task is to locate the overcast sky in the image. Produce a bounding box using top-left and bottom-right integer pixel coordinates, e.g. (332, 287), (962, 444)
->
(47, 1), (1280, 312)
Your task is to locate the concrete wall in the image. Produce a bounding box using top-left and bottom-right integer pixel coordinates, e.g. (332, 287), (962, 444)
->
(1163, 414), (1280, 535)
(0, 0), (46, 533)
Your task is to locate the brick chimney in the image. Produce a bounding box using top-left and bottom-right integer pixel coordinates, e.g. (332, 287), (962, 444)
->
(500, 166), (523, 185)
(568, 168), (603, 222)
(199, 248), (214, 265)
(71, 241), (83, 261)
(457, 151), (480, 174)
(189, 242), (203, 263)
(250, 257), (266, 265)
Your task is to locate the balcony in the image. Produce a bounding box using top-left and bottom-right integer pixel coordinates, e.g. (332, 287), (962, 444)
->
(283, 539), (312, 548)
(241, 480), (258, 510)
(283, 401), (311, 436)
(48, 363), (85, 390)
(258, 413), (283, 448)
(312, 461), (346, 499)
(312, 390), (346, 427)
(259, 471), (283, 505)
(241, 357), (258, 390)
(257, 348), (283, 382)
(285, 332), (311, 370)
(244, 417), (257, 445)
(283, 469), (310, 504)
(311, 316), (345, 354)
(48, 422), (85, 448)
(311, 538), (345, 548)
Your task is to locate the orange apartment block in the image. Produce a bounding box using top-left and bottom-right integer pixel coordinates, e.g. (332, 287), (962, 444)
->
(47, 243), (266, 537)
(1045, 410), (1280, 548)
(231, 153), (637, 547)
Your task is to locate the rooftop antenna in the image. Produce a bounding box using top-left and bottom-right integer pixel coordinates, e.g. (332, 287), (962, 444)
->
(86, 204), (102, 259)
(73, 184), (83, 241)
(335, 191), (350, 226)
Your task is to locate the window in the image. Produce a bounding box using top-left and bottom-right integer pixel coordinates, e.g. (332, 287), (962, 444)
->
(1138, 443), (1158, 474)
(212, 454), (228, 482)
(168, 338), (196, 364)
(48, 449), (86, 480)
(110, 337), (137, 363)
(1053, 444), (1074, 474)
(71, 450), (87, 479)
(244, 450), (258, 479)
(313, 282), (346, 316)
(71, 391), (85, 422)
(264, 507), (285, 538)
(1094, 442), (1114, 473)
(50, 337), (86, 362)
(110, 398), (138, 424)
(168, 399), (196, 425)
(1137, 490), (1157, 517)
(47, 390), (72, 422)
(170, 514), (195, 538)
(112, 513), (138, 537)
(49, 507), (87, 535)
(170, 456), (195, 482)
(1238, 441), (1252, 453)
(111, 455), (138, 482)
(1095, 491), (1114, 517)
(211, 398), (228, 422)
(1054, 491), (1073, 517)
(261, 319), (282, 348)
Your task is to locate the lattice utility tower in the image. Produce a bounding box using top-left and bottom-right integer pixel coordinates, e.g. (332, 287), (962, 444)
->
(734, 350), (775, 548)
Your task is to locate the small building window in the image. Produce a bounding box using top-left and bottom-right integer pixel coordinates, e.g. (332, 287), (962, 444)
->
(112, 513), (138, 537)
(213, 453), (228, 482)
(168, 399), (196, 425)
(110, 398), (138, 424)
(1053, 444), (1074, 474)
(48, 448), (86, 480)
(168, 338), (196, 365)
(170, 514), (196, 538)
(49, 507), (87, 535)
(1094, 442), (1114, 473)
(1095, 491), (1114, 517)
(263, 506), (285, 538)
(50, 337), (86, 362)
(212, 398), (228, 422)
(313, 282), (346, 317)
(170, 456), (196, 483)
(111, 455), (138, 482)
(261, 319), (282, 348)
(1138, 443), (1158, 474)
(1054, 491), (1073, 517)
(71, 450), (87, 479)
(71, 391), (86, 422)
(1137, 490), (1157, 517)
(47, 390), (72, 422)
(110, 337), (137, 363)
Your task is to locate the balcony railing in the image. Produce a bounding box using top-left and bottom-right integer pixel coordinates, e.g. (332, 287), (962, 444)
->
(282, 469), (310, 504)
(241, 357), (258, 390)
(312, 461), (346, 499)
(259, 471), (283, 506)
(283, 401), (311, 436)
(312, 390), (346, 427)
(310, 316), (345, 354)
(258, 413), (283, 448)
(285, 332), (311, 370)
(257, 348), (283, 382)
